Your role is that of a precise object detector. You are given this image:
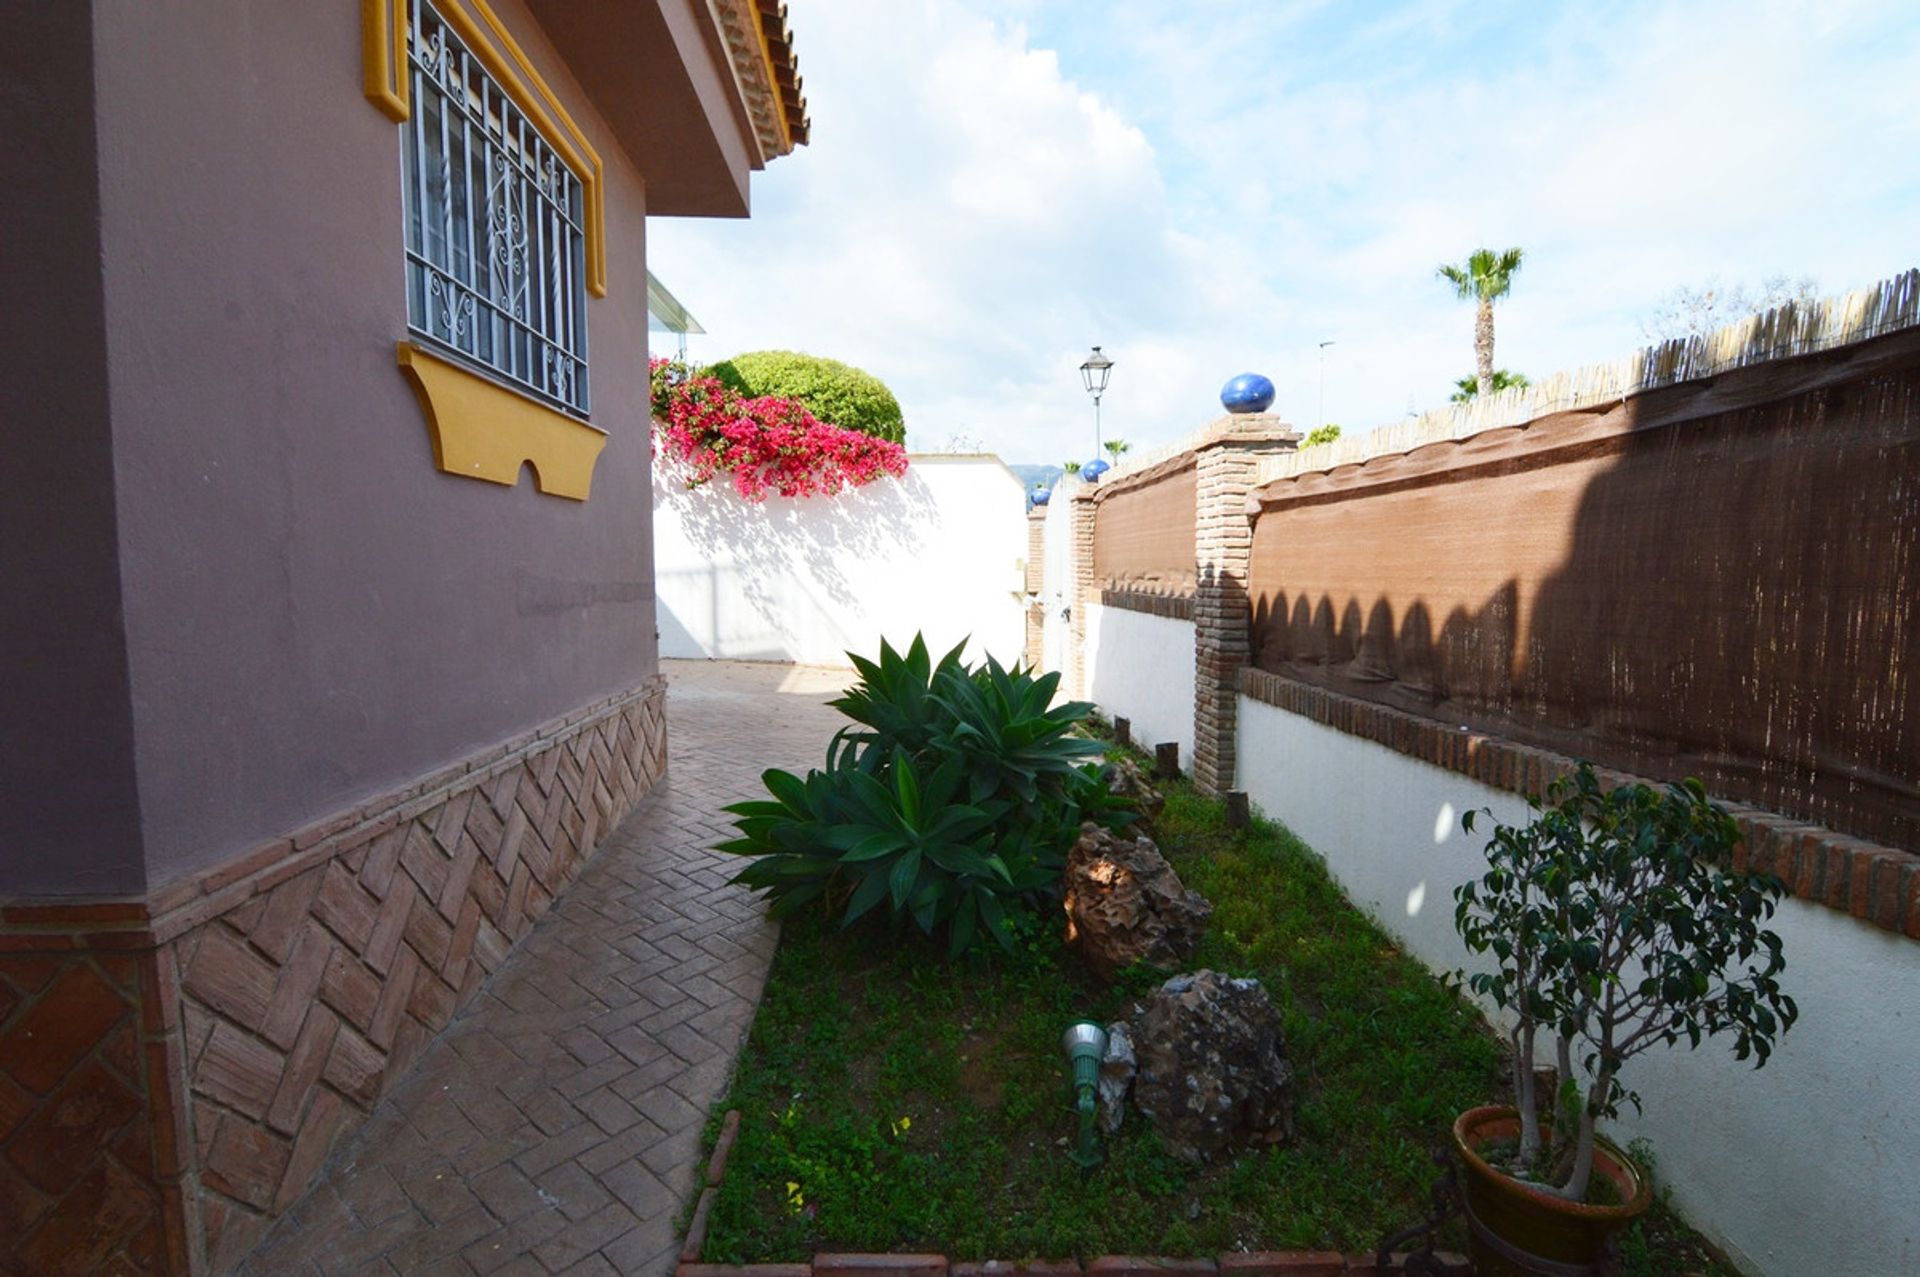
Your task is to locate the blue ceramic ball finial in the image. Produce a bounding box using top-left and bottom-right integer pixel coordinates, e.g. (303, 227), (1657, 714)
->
(1080, 458), (1111, 482)
(1221, 373), (1276, 415)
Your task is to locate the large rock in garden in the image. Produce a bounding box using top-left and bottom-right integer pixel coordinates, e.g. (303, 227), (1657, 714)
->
(1130, 970), (1295, 1163)
(1104, 755), (1165, 823)
(1064, 826), (1211, 981)
(1097, 1021), (1135, 1136)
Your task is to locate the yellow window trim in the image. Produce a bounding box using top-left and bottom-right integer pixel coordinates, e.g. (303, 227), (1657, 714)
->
(363, 0), (608, 298)
(397, 343), (607, 501)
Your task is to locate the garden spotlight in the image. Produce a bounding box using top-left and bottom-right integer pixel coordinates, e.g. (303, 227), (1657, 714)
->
(1062, 1019), (1108, 1169)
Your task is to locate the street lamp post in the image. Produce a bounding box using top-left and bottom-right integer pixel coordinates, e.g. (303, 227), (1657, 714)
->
(1079, 345), (1114, 457)
(1317, 340), (1335, 431)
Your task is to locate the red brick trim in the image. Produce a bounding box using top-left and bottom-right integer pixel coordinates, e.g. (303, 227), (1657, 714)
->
(1099, 589), (1196, 621)
(815, 1258), (949, 1277)
(1, 676), (670, 1275)
(673, 1256), (1455, 1277)
(1239, 667), (1920, 941)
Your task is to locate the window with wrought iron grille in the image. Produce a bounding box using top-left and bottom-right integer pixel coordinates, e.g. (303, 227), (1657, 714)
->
(401, 0), (589, 416)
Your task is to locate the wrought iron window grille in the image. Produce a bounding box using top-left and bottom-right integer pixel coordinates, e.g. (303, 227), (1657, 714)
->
(401, 0), (589, 418)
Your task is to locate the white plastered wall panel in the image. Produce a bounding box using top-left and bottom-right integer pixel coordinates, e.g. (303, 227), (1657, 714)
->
(653, 456), (1028, 668)
(1085, 604), (1195, 766)
(1234, 696), (1920, 1277)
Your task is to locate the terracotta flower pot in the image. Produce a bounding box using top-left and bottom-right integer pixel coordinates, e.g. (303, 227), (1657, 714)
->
(1451, 1105), (1652, 1276)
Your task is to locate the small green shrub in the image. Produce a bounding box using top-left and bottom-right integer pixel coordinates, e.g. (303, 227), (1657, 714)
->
(708, 350), (906, 444)
(1454, 763), (1795, 1201)
(719, 635), (1132, 957)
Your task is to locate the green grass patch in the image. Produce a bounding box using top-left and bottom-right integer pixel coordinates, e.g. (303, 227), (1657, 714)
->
(698, 765), (1737, 1274)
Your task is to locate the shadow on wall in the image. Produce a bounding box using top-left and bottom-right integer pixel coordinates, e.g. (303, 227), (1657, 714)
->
(1248, 329), (1920, 851)
(654, 465), (943, 661)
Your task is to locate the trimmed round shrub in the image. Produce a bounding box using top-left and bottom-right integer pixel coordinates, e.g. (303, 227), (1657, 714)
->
(707, 350), (905, 444)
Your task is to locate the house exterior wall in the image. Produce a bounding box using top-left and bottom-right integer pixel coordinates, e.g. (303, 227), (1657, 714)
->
(0, 0), (781, 1269)
(0, 1), (146, 896)
(91, 0), (660, 890)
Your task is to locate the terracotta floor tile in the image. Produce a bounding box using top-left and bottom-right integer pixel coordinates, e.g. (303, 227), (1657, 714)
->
(239, 662), (838, 1277)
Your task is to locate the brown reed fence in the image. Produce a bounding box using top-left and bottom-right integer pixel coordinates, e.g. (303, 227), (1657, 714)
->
(1090, 458), (1197, 602)
(1245, 315), (1920, 853)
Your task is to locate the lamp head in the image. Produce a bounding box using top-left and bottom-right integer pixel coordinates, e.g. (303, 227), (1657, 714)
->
(1063, 1020), (1108, 1065)
(1079, 345), (1114, 397)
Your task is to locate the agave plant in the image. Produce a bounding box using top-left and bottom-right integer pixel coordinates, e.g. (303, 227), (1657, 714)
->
(720, 635), (1133, 957)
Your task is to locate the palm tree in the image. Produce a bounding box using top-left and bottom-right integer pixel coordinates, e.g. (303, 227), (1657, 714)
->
(1437, 247), (1525, 397)
(1103, 439), (1131, 463)
(1450, 369), (1530, 403)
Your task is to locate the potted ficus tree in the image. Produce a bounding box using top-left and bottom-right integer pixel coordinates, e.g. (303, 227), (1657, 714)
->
(1451, 763), (1797, 1274)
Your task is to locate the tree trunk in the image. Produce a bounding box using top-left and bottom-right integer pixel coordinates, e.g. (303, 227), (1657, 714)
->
(1552, 1067), (1612, 1203)
(1475, 298), (1496, 395)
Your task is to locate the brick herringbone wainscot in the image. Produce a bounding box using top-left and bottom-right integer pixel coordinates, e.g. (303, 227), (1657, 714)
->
(0, 677), (667, 1275)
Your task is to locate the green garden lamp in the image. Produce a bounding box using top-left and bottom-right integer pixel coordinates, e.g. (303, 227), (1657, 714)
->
(1062, 1020), (1109, 1169)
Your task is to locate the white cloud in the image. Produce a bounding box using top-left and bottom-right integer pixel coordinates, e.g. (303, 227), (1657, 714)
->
(649, 0), (1920, 462)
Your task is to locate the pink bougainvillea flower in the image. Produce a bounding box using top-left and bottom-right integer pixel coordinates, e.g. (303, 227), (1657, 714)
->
(649, 358), (908, 502)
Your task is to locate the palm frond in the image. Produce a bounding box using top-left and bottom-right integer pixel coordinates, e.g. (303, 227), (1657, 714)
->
(1440, 247), (1526, 302)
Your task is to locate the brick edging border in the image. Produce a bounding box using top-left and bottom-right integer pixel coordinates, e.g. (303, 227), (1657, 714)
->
(676, 1252), (1465, 1277)
(1099, 589), (1196, 621)
(1238, 666), (1920, 941)
(678, 1112), (1463, 1276)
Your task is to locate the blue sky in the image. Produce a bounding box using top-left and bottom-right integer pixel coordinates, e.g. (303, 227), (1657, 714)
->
(649, 0), (1920, 463)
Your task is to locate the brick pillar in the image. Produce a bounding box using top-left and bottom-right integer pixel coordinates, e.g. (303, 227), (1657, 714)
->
(1025, 507), (1047, 669)
(1192, 413), (1298, 795)
(1069, 489), (1098, 699)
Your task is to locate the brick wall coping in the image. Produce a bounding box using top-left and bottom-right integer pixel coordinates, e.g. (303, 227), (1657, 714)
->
(1099, 589), (1196, 621)
(1087, 452), (1197, 503)
(1239, 667), (1920, 941)
(0, 675), (669, 950)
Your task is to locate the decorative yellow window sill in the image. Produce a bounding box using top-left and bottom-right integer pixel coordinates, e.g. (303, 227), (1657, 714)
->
(397, 344), (607, 501)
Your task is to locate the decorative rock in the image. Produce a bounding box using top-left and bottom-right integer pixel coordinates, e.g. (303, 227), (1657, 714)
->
(1130, 971), (1295, 1163)
(1097, 1021), (1135, 1135)
(1063, 827), (1211, 981)
(1220, 373), (1276, 415)
(1104, 756), (1165, 823)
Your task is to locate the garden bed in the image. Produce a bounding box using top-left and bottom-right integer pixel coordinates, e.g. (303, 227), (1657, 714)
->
(694, 756), (1736, 1274)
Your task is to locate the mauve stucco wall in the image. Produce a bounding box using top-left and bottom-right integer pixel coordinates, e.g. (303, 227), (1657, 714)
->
(91, 0), (659, 886)
(0, 2), (147, 895)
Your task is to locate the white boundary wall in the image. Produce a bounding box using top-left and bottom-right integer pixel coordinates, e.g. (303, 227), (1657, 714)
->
(654, 456), (1028, 668)
(1039, 487), (1077, 678)
(1085, 604), (1195, 766)
(1236, 696), (1920, 1277)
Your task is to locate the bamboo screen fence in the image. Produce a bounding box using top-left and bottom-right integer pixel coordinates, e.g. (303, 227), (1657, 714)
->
(1245, 319), (1920, 852)
(1092, 461), (1198, 599)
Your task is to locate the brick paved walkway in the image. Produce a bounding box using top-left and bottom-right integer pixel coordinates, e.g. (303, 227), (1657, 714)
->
(242, 661), (849, 1276)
